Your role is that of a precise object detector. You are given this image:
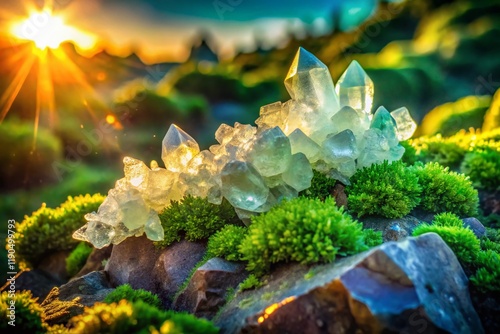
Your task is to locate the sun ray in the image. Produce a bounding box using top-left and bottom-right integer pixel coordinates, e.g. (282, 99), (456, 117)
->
(0, 52), (36, 122)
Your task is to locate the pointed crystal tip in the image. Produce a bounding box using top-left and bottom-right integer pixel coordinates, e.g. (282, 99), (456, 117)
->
(286, 47), (327, 80)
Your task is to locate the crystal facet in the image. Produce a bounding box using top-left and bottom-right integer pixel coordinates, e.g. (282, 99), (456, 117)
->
(391, 107), (417, 141)
(336, 60), (374, 115)
(162, 124), (200, 173)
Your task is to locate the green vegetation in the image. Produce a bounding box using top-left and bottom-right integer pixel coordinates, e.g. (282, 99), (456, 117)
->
(408, 134), (469, 169)
(412, 162), (478, 217)
(239, 197), (368, 276)
(470, 250), (500, 293)
(299, 170), (337, 200)
(68, 300), (218, 334)
(362, 229), (384, 248)
(104, 284), (162, 309)
(206, 225), (247, 261)
(65, 242), (93, 277)
(155, 196), (240, 249)
(0, 291), (46, 333)
(13, 194), (105, 269)
(432, 212), (464, 228)
(347, 161), (421, 219)
(461, 146), (500, 191)
(238, 274), (263, 291)
(413, 224), (480, 264)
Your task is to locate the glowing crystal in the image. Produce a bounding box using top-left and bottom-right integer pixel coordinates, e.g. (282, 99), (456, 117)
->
(162, 124), (200, 173)
(391, 107), (417, 141)
(335, 60), (374, 115)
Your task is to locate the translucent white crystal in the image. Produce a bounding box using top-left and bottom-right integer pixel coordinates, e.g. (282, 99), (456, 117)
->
(123, 157), (149, 191)
(322, 129), (359, 164)
(220, 160), (269, 211)
(335, 60), (374, 115)
(391, 107), (417, 141)
(245, 126), (292, 177)
(288, 128), (321, 163)
(162, 124), (200, 173)
(281, 153), (313, 192)
(144, 167), (176, 211)
(111, 188), (150, 230)
(255, 101), (284, 130)
(285, 47), (339, 115)
(331, 105), (370, 138)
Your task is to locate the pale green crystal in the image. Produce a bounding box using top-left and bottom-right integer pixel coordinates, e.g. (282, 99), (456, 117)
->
(335, 60), (374, 115)
(221, 160), (269, 211)
(288, 128), (321, 163)
(145, 209), (164, 241)
(371, 106), (399, 147)
(322, 129), (359, 164)
(281, 153), (313, 192)
(391, 106), (417, 141)
(330, 105), (370, 137)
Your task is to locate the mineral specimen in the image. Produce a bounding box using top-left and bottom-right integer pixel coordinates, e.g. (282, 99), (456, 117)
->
(74, 47), (417, 248)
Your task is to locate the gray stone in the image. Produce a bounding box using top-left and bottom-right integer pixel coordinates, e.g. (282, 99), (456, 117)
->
(38, 250), (72, 282)
(0, 269), (60, 300)
(173, 257), (247, 319)
(215, 233), (483, 334)
(152, 239), (207, 308)
(57, 270), (113, 307)
(75, 245), (113, 278)
(462, 217), (486, 239)
(360, 215), (423, 242)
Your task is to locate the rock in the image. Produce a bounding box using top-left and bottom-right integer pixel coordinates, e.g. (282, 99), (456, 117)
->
(173, 257), (247, 319)
(215, 233), (483, 334)
(152, 239), (207, 308)
(56, 270), (113, 307)
(0, 269), (60, 300)
(74, 245), (113, 278)
(360, 215), (423, 242)
(462, 217), (486, 238)
(38, 250), (72, 282)
(105, 235), (207, 308)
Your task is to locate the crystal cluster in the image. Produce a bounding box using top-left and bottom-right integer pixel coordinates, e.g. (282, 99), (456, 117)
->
(74, 47), (416, 248)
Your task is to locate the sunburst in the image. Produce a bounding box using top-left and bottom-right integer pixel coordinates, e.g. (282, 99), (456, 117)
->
(0, 1), (107, 147)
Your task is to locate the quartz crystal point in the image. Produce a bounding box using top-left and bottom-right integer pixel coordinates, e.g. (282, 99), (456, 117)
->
(335, 60), (374, 115)
(284, 47), (339, 116)
(330, 106), (370, 138)
(281, 153), (313, 192)
(221, 160), (269, 211)
(288, 128), (321, 163)
(370, 106), (399, 147)
(162, 124), (200, 173)
(245, 126), (292, 177)
(322, 129), (359, 164)
(391, 107), (417, 141)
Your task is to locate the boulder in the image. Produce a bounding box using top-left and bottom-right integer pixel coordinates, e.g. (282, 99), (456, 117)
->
(462, 217), (486, 238)
(57, 270), (114, 307)
(361, 215), (422, 242)
(74, 245), (113, 278)
(105, 235), (206, 307)
(173, 257), (247, 318)
(215, 233), (483, 334)
(0, 269), (60, 300)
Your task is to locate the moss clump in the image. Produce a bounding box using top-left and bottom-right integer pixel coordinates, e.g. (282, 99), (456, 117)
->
(238, 274), (263, 291)
(155, 196), (240, 248)
(69, 300), (217, 334)
(470, 250), (500, 292)
(299, 170), (337, 200)
(432, 212), (464, 228)
(207, 225), (247, 261)
(0, 291), (46, 333)
(347, 161), (421, 219)
(13, 194), (105, 269)
(65, 242), (93, 277)
(239, 197), (367, 276)
(461, 146), (500, 191)
(362, 229), (383, 248)
(408, 133), (469, 169)
(412, 225), (480, 264)
(104, 284), (161, 308)
(412, 162), (478, 217)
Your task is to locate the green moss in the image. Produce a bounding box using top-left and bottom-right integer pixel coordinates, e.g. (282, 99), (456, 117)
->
(207, 225), (247, 261)
(460, 146), (500, 191)
(155, 196), (240, 249)
(13, 194), (105, 269)
(299, 170), (337, 200)
(238, 274), (263, 291)
(412, 162), (478, 217)
(400, 140), (418, 165)
(432, 212), (464, 228)
(362, 229), (383, 248)
(239, 197), (368, 276)
(412, 225), (480, 264)
(104, 284), (161, 308)
(0, 291), (46, 333)
(470, 250), (500, 293)
(65, 242), (93, 277)
(409, 134), (469, 169)
(68, 300), (218, 333)
(347, 161), (421, 219)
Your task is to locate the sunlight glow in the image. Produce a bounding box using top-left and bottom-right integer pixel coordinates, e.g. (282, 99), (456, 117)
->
(11, 10), (96, 50)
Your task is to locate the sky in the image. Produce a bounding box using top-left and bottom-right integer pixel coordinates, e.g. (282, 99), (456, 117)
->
(1, 0), (381, 63)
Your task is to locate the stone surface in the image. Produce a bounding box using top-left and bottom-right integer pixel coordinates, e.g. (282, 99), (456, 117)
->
(105, 235), (207, 308)
(1, 269), (60, 300)
(57, 270), (113, 307)
(38, 250), (72, 282)
(215, 233), (483, 334)
(462, 217), (486, 239)
(74, 245), (113, 278)
(361, 215), (423, 242)
(173, 257), (247, 319)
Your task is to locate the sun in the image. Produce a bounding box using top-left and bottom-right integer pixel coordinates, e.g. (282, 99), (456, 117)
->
(11, 10), (96, 50)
